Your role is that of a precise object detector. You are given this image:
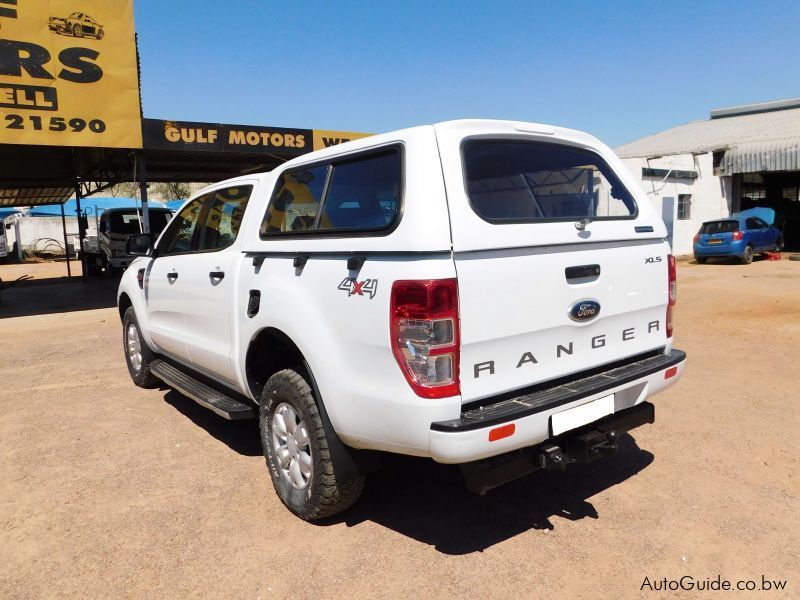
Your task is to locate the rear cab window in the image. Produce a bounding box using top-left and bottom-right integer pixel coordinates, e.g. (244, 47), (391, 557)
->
(107, 210), (172, 235)
(700, 221), (738, 234)
(462, 140), (637, 223)
(260, 146), (402, 237)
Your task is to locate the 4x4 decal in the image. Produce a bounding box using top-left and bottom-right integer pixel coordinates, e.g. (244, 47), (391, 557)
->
(338, 277), (378, 299)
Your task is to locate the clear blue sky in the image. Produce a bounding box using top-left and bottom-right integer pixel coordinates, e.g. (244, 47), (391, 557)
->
(134, 0), (800, 148)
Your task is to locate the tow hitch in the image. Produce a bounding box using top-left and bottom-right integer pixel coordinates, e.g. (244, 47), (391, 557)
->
(460, 402), (653, 495)
(537, 430), (618, 471)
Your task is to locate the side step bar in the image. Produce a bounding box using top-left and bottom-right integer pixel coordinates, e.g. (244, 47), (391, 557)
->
(150, 359), (255, 420)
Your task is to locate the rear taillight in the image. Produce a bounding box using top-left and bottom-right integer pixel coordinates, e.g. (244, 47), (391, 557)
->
(732, 231), (743, 241)
(390, 279), (460, 398)
(693, 234), (700, 244)
(667, 254), (676, 338)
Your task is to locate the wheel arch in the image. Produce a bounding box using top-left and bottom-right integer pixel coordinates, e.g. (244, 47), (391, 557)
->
(118, 292), (132, 322)
(246, 326), (380, 480)
(245, 326), (310, 403)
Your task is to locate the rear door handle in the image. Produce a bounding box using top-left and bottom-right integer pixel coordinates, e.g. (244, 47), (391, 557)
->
(209, 271), (225, 281)
(565, 264), (600, 281)
(167, 272), (178, 282)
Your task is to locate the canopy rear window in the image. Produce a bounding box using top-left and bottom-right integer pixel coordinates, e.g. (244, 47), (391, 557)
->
(700, 220), (738, 234)
(463, 140), (637, 223)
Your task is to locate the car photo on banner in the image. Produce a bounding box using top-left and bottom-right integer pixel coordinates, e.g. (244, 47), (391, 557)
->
(48, 12), (104, 39)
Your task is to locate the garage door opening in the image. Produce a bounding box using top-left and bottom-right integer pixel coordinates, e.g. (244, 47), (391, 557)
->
(739, 172), (800, 251)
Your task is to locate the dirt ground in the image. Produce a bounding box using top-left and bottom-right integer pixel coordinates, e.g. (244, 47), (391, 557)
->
(1, 256), (798, 598)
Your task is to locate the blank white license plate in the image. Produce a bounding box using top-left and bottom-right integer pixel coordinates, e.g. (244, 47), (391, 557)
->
(550, 394), (615, 436)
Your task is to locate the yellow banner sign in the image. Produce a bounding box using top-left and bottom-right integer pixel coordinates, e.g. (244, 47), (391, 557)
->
(0, 0), (142, 148)
(312, 130), (371, 151)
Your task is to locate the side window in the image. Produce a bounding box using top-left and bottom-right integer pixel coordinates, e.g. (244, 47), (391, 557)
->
(260, 166), (328, 234)
(677, 194), (691, 220)
(753, 218), (768, 229)
(197, 186), (253, 251)
(317, 151), (401, 231)
(260, 146), (402, 236)
(745, 218), (760, 230)
(157, 195), (207, 255)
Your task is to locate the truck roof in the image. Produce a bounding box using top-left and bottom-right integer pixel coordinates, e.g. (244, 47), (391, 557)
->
(199, 119), (610, 191)
(103, 207), (172, 214)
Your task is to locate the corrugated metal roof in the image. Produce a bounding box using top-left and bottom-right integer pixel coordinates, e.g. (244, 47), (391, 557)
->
(722, 139), (800, 174)
(0, 187), (73, 207)
(615, 103), (800, 174)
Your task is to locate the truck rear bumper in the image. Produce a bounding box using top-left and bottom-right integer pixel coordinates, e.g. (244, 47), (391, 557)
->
(429, 349), (685, 463)
(459, 401), (655, 494)
(694, 240), (745, 257)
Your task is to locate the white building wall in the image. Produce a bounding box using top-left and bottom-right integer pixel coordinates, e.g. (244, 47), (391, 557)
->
(2, 216), (92, 256)
(620, 152), (732, 256)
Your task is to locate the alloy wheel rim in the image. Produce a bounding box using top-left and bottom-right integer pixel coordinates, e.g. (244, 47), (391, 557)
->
(126, 323), (143, 372)
(271, 403), (313, 489)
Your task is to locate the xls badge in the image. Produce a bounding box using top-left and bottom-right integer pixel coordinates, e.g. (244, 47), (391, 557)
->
(338, 277), (378, 299)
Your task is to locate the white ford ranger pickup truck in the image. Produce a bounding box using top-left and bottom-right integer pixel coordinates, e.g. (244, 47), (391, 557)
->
(118, 120), (686, 519)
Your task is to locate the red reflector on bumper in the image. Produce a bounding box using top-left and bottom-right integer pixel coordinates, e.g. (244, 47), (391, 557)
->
(488, 423), (515, 442)
(664, 366), (678, 379)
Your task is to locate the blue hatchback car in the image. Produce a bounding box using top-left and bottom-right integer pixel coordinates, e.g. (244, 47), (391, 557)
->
(693, 208), (783, 264)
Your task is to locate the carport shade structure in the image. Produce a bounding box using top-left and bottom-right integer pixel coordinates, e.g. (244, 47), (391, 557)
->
(0, 118), (370, 278)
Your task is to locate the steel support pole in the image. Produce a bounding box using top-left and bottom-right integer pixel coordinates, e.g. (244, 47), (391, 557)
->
(75, 183), (86, 280)
(60, 201), (71, 277)
(14, 218), (22, 260)
(138, 151), (150, 233)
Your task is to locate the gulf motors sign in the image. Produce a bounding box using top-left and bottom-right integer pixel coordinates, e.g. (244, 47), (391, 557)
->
(0, 0), (142, 148)
(143, 118), (371, 154)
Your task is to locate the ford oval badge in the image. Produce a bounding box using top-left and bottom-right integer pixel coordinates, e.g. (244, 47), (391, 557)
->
(569, 299), (601, 322)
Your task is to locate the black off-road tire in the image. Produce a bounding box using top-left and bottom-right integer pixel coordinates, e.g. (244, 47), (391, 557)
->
(260, 369), (364, 520)
(740, 245), (754, 264)
(122, 307), (159, 388)
(72, 24), (82, 37)
(695, 256), (708, 264)
(96, 29), (104, 40)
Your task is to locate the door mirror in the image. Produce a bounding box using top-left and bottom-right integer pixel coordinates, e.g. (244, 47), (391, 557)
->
(99, 221), (107, 234)
(5, 222), (11, 230)
(127, 233), (156, 256)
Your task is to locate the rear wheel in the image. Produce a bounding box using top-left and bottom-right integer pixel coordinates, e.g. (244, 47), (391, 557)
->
(95, 28), (104, 40)
(259, 369), (364, 520)
(122, 307), (159, 388)
(740, 245), (754, 264)
(72, 23), (82, 37)
(695, 256), (708, 264)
